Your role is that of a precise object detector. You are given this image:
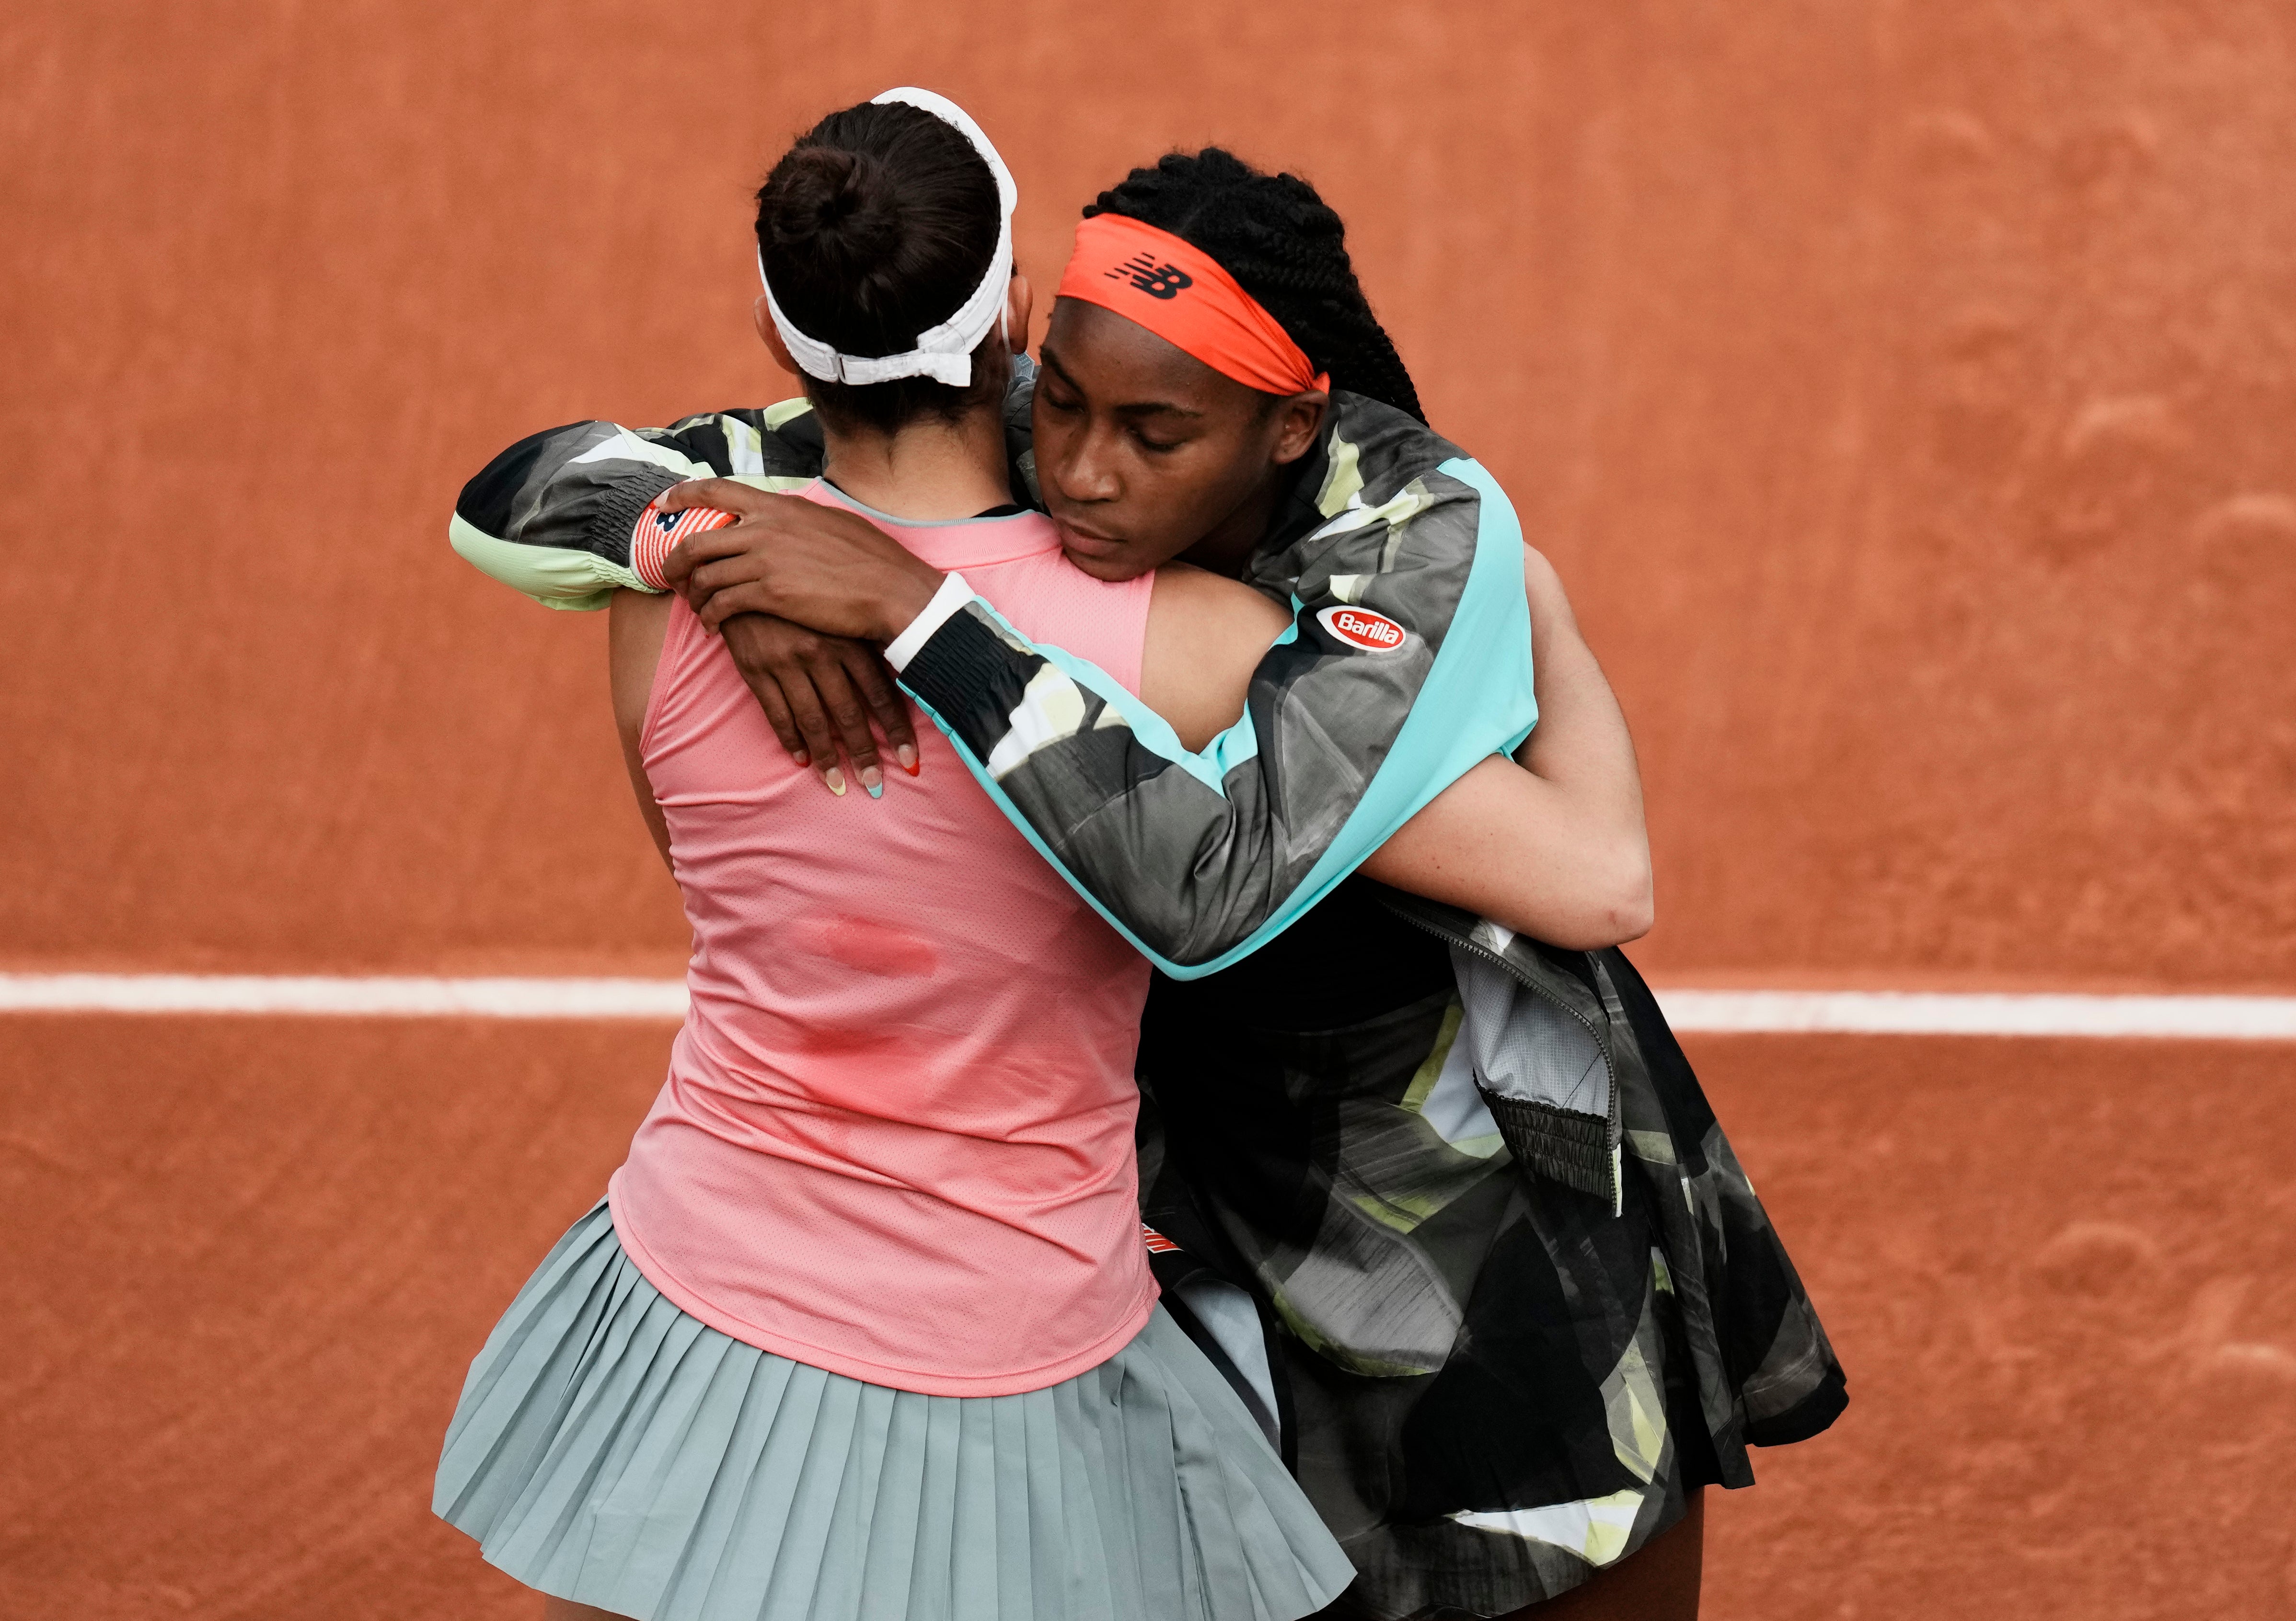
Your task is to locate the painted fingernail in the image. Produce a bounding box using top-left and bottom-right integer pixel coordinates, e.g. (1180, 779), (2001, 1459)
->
(861, 766), (884, 799)
(896, 744), (920, 776)
(822, 767), (847, 797)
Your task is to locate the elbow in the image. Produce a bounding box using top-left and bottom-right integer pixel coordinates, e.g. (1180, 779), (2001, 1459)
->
(1605, 839), (1655, 944)
(1608, 858), (1655, 945)
(1537, 839), (1652, 951)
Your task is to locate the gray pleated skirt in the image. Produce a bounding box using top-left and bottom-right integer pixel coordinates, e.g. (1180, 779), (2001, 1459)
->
(435, 1203), (1354, 1621)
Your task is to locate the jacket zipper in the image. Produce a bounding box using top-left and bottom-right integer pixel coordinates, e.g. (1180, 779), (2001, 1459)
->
(1384, 902), (1624, 1216)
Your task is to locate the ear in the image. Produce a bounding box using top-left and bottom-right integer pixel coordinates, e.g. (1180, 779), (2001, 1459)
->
(1003, 272), (1034, 356)
(753, 293), (803, 379)
(1268, 388), (1329, 467)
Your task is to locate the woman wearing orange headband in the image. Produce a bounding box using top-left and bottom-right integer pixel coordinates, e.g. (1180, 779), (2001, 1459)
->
(448, 136), (1843, 1621)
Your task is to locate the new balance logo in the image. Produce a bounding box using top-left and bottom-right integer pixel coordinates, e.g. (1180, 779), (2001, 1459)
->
(1106, 252), (1193, 300)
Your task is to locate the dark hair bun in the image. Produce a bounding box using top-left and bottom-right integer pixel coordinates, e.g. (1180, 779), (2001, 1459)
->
(765, 147), (904, 269)
(755, 100), (1003, 433)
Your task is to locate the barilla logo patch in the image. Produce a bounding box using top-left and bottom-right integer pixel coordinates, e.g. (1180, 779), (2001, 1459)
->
(1317, 605), (1410, 654)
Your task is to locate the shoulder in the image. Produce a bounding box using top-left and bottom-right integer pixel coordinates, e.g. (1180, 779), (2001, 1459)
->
(1149, 563), (1291, 641)
(1142, 565), (1291, 750)
(1261, 395), (1507, 577)
(1246, 400), (1536, 668)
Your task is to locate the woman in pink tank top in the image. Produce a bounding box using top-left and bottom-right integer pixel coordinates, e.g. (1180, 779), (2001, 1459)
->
(615, 480), (1160, 1394)
(434, 93), (1352, 1621)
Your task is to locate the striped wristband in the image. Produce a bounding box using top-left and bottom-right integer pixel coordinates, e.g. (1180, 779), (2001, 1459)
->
(630, 495), (738, 590)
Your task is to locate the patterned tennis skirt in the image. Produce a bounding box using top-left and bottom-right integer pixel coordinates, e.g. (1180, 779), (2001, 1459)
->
(434, 1202), (1355, 1621)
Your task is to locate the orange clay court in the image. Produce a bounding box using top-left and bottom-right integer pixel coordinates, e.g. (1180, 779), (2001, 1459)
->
(3, 3), (2294, 1618)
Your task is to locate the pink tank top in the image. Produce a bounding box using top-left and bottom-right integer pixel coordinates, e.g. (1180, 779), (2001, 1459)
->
(608, 482), (1158, 1396)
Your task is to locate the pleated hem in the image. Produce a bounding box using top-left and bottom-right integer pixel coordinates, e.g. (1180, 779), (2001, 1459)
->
(435, 1202), (1354, 1621)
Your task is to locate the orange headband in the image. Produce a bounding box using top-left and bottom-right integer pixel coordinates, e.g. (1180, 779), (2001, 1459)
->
(1055, 214), (1329, 397)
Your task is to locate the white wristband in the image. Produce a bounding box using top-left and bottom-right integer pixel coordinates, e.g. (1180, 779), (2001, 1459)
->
(884, 572), (976, 672)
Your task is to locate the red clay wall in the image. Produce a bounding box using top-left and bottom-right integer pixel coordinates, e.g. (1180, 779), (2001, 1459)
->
(5, 1), (2291, 983)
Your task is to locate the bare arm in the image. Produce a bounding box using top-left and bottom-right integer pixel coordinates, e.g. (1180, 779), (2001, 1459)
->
(608, 590), (675, 871)
(1360, 549), (1651, 947)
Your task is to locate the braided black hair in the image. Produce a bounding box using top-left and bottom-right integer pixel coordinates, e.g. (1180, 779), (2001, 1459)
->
(1083, 149), (1424, 424)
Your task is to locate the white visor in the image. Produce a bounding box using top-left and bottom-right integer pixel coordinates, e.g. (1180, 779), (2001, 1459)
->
(760, 87), (1017, 389)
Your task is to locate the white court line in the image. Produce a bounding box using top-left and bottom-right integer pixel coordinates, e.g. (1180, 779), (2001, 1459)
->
(1, 973), (2294, 1038)
(1653, 989), (2296, 1041)
(0, 974), (688, 1019)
